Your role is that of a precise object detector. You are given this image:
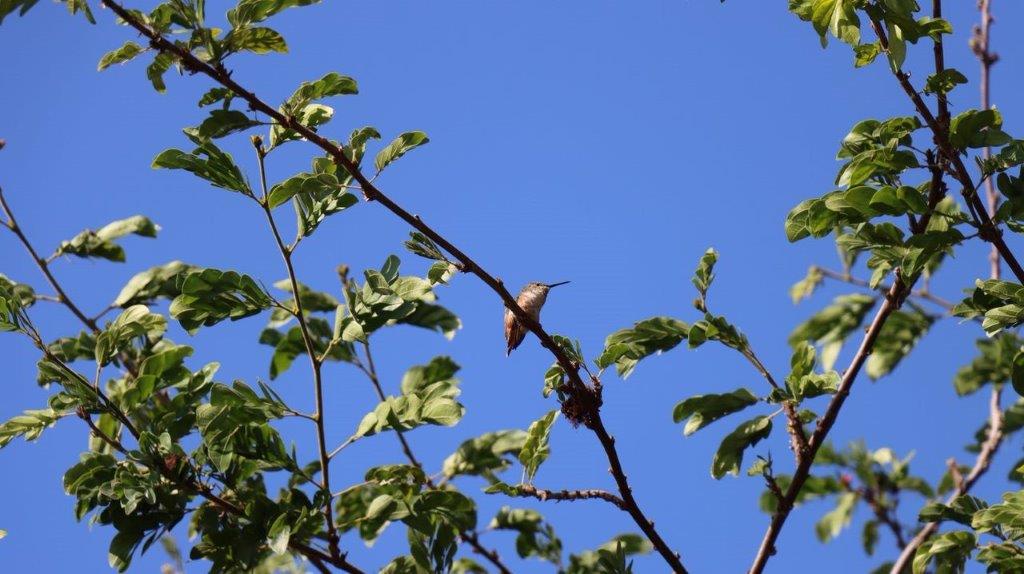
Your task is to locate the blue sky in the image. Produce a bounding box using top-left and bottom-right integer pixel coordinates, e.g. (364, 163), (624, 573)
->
(2, 1), (1024, 572)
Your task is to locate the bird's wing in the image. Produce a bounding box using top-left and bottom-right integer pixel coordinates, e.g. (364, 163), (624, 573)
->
(504, 308), (526, 356)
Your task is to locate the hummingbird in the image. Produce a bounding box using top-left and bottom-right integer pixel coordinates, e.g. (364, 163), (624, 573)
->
(504, 281), (570, 356)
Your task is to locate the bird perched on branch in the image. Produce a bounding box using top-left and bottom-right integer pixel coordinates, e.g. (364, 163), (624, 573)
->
(504, 281), (570, 356)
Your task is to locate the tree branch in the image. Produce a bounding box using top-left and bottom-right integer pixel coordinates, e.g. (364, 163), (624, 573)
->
(815, 267), (956, 312)
(867, 15), (1024, 285)
(890, 386), (1003, 573)
(97, 2), (687, 570)
(503, 483), (627, 510)
(750, 275), (913, 573)
(0, 186), (100, 330)
(253, 141), (341, 560)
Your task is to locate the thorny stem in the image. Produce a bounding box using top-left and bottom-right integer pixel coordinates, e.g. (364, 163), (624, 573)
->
(98, 1), (688, 570)
(254, 142), (341, 560)
(508, 483), (627, 510)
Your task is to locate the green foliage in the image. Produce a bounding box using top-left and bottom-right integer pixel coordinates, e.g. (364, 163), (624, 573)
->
(375, 131), (430, 173)
(489, 506), (562, 565)
(595, 317), (688, 378)
(0, 407), (65, 448)
(565, 534), (653, 574)
(519, 410), (558, 483)
(56, 215), (159, 262)
(169, 268), (273, 333)
(672, 388), (759, 436)
(353, 357), (465, 438)
(712, 415), (772, 479)
(442, 430), (527, 480)
(153, 130), (252, 195)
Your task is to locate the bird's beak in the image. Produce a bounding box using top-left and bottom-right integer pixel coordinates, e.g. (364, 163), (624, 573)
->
(545, 281), (571, 288)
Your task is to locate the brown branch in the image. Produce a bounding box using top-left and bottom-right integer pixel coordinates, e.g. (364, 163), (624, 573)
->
(96, 2), (687, 570)
(750, 276), (912, 573)
(867, 15), (1024, 285)
(889, 5), (1007, 570)
(972, 0), (1000, 279)
(503, 483), (627, 510)
(253, 142), (341, 560)
(77, 408), (129, 456)
(890, 386), (1003, 573)
(0, 186), (100, 330)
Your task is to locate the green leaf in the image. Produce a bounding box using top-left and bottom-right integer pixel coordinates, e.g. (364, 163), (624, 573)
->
(442, 430), (527, 479)
(712, 415), (772, 479)
(790, 266), (824, 304)
(0, 408), (65, 448)
(866, 307), (934, 380)
(169, 268), (273, 333)
(924, 69), (968, 96)
(354, 357), (464, 438)
(691, 247), (717, 310)
(489, 506), (562, 565)
(912, 531), (976, 574)
(153, 131), (251, 195)
(789, 294), (876, 369)
(97, 41), (144, 71)
(55, 215), (159, 262)
(519, 410), (558, 483)
(596, 317), (689, 378)
(375, 131), (429, 172)
(815, 492), (858, 542)
(146, 51), (175, 93)
(950, 109), (1011, 150)
(227, 0), (321, 27)
(114, 261), (196, 307)
(672, 388), (759, 436)
(282, 72), (357, 114)
(94, 305), (167, 365)
(224, 26), (287, 54)
(195, 110), (262, 139)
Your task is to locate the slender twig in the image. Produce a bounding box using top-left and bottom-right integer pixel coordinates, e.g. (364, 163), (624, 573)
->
(96, 3), (687, 570)
(816, 267), (956, 311)
(253, 141), (341, 560)
(739, 346), (810, 462)
(862, 486), (907, 549)
(502, 483), (627, 510)
(0, 187), (100, 330)
(972, 0), (1000, 280)
(77, 408), (129, 456)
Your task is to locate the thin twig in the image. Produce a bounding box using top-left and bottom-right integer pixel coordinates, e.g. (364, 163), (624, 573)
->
(816, 267), (956, 311)
(0, 187), (99, 330)
(96, 3), (687, 570)
(253, 141), (341, 560)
